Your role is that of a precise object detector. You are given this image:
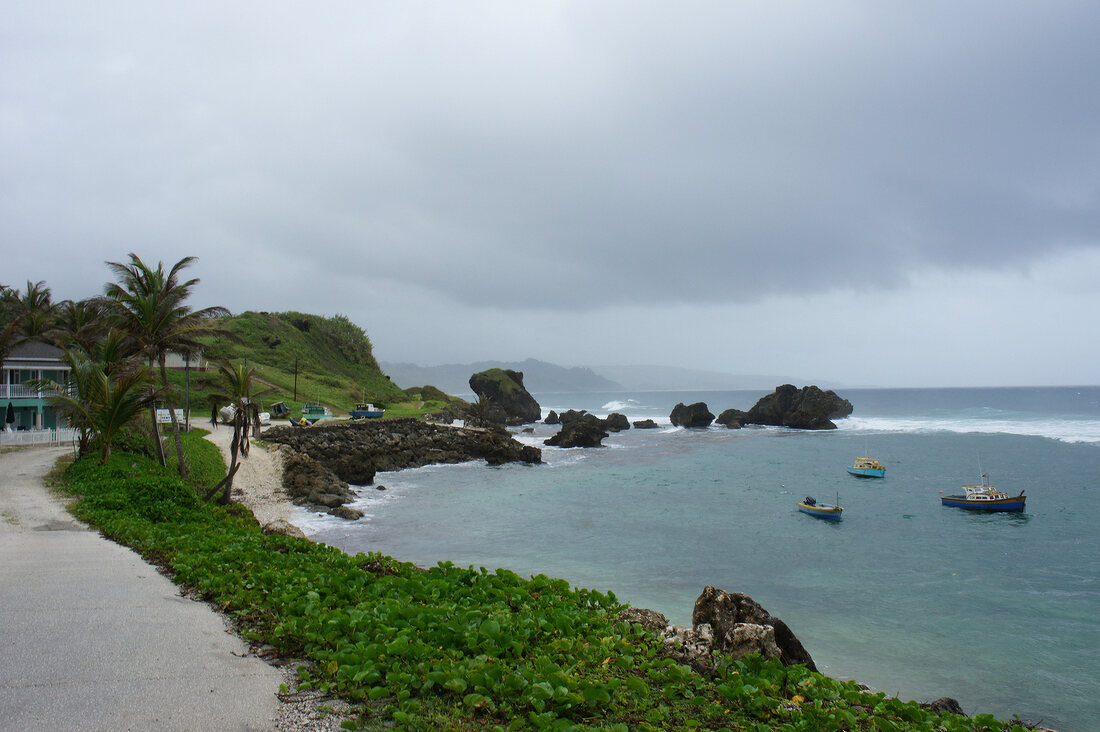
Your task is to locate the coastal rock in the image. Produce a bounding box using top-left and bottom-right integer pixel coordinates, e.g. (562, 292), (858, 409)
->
(722, 623), (781, 662)
(744, 384), (853, 430)
(266, 413), (541, 482)
(544, 410), (560, 425)
(633, 419), (659, 429)
(617, 607), (668, 634)
(557, 409), (589, 425)
(468, 368), (542, 426)
(328, 505), (364, 521)
(670, 402), (715, 428)
(692, 585), (817, 671)
(544, 413), (608, 448)
(602, 412), (631, 432)
(715, 408), (747, 429)
(261, 519), (307, 539)
(280, 452), (358, 515)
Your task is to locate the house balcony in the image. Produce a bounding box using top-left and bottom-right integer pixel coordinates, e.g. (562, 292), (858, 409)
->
(0, 384), (63, 400)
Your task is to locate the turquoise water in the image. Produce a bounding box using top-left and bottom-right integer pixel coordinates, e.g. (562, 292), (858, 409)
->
(305, 387), (1100, 730)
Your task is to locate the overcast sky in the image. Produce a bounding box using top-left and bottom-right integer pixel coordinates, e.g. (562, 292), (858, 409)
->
(3, 2), (1098, 387)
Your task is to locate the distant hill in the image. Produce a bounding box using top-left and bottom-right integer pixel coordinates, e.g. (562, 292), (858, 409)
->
(382, 358), (821, 394)
(590, 365), (815, 391)
(381, 358), (623, 395)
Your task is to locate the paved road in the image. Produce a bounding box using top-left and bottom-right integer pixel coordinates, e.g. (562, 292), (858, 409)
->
(0, 447), (283, 731)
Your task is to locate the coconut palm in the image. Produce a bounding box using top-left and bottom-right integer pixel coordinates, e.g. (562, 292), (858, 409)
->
(202, 359), (273, 504)
(33, 351), (155, 462)
(103, 254), (229, 477)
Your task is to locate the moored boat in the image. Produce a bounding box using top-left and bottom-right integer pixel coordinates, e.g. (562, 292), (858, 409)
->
(847, 456), (885, 479)
(301, 402), (332, 424)
(797, 495), (843, 521)
(940, 481), (1026, 513)
(349, 402), (385, 419)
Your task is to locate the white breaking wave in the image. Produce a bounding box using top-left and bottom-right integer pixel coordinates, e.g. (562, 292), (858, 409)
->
(840, 415), (1100, 445)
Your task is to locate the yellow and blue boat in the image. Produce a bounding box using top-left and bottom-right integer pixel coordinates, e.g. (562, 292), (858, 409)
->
(797, 495), (843, 521)
(847, 456), (885, 478)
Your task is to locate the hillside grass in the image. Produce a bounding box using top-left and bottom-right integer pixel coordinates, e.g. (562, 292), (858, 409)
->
(57, 436), (1028, 731)
(168, 311), (466, 421)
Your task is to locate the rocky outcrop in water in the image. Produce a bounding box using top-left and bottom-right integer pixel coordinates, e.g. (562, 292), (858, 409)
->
(743, 384), (853, 430)
(633, 419), (659, 429)
(602, 412), (630, 432)
(469, 368), (541, 425)
(715, 408), (746, 429)
(544, 413), (608, 448)
(670, 402), (715, 428)
(263, 419), (542, 518)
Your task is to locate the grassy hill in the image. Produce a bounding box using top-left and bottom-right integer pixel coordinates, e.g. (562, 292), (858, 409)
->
(181, 311), (466, 420)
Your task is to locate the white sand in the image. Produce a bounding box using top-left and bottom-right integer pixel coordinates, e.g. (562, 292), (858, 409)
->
(202, 424), (301, 532)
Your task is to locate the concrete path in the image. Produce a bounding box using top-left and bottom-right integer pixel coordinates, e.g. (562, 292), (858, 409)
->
(0, 447), (283, 731)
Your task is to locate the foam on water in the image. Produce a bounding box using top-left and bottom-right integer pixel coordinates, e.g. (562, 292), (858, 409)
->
(840, 415), (1100, 444)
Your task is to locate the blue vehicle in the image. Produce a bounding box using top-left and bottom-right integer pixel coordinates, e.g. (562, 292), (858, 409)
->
(797, 495), (843, 521)
(847, 456), (885, 478)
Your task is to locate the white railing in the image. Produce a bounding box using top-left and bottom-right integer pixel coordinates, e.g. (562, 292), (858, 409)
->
(0, 427), (78, 447)
(0, 384), (64, 399)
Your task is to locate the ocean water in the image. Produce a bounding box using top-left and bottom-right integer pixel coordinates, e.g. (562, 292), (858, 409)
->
(303, 387), (1100, 730)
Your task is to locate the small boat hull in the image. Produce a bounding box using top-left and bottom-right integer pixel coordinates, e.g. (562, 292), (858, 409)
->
(940, 494), (1026, 512)
(797, 503), (843, 521)
(847, 466), (885, 479)
(350, 403), (385, 419)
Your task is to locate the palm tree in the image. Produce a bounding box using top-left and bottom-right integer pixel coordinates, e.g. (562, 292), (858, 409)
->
(202, 359), (273, 504)
(50, 298), (110, 354)
(103, 254), (229, 477)
(33, 351), (155, 463)
(1, 281), (57, 362)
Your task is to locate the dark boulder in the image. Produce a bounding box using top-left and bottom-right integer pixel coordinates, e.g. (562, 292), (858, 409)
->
(715, 408), (746, 429)
(544, 410), (560, 425)
(692, 585), (817, 671)
(921, 698), (965, 715)
(633, 419), (659, 429)
(744, 384), (853, 430)
(544, 413), (608, 448)
(469, 368), (541, 426)
(602, 412), (631, 432)
(670, 402), (715, 428)
(557, 409), (588, 425)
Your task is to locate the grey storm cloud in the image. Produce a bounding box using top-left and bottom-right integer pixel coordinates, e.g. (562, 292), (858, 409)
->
(3, 1), (1098, 314)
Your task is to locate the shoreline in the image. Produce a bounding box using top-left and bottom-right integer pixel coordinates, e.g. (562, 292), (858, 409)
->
(203, 423), (302, 532)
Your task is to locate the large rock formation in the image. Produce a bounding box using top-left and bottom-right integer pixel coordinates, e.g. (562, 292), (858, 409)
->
(602, 412), (631, 432)
(544, 413), (609, 448)
(264, 418), (542, 520)
(670, 402), (715, 428)
(468, 368), (542, 426)
(743, 384), (853, 430)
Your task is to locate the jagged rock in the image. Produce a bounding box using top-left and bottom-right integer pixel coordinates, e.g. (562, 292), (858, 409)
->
(633, 419), (659, 429)
(544, 410), (560, 425)
(670, 402), (715, 428)
(692, 585), (817, 671)
(744, 384), (853, 430)
(617, 607), (668, 634)
(921, 698), (964, 715)
(557, 409), (588, 425)
(468, 368), (542, 425)
(328, 505), (364, 520)
(715, 408), (746, 429)
(722, 623), (781, 662)
(544, 413), (608, 448)
(602, 412), (631, 432)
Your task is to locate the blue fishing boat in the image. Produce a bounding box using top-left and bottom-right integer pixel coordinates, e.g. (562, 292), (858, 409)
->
(349, 402), (385, 419)
(940, 478), (1026, 513)
(797, 495), (843, 521)
(847, 456), (885, 478)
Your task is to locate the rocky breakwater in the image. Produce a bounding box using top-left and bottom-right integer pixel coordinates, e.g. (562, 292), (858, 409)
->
(263, 418), (542, 518)
(708, 385), (853, 430)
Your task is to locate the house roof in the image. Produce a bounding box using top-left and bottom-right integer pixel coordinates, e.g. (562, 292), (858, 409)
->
(4, 340), (66, 369)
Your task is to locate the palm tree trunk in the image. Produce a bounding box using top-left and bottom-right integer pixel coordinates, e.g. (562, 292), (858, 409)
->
(148, 357), (166, 466)
(224, 414), (242, 504)
(158, 354), (187, 478)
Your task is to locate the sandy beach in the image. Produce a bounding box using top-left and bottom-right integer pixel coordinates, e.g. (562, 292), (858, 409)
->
(203, 423), (302, 534)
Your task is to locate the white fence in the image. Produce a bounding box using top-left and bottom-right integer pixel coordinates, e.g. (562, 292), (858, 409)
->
(0, 427), (79, 448)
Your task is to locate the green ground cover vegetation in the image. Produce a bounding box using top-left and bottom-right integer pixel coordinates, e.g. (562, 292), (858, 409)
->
(58, 431), (1029, 731)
